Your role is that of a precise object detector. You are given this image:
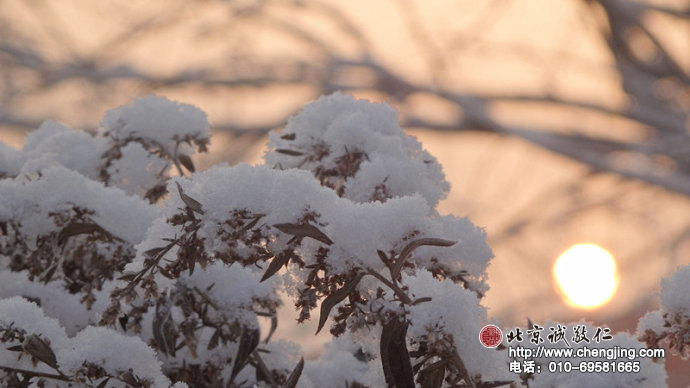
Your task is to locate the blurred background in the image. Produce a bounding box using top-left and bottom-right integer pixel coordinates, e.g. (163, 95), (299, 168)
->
(1, 0), (689, 384)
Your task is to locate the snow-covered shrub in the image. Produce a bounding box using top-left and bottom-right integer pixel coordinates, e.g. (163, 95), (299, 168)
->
(0, 93), (684, 387)
(99, 95), (210, 200)
(4, 96), (209, 201)
(0, 297), (178, 387)
(638, 264), (690, 360)
(265, 92), (448, 207)
(0, 167), (158, 308)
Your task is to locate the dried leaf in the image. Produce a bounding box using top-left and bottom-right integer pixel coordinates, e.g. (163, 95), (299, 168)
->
(151, 316), (168, 356)
(158, 265), (173, 279)
(281, 357), (304, 388)
(316, 273), (364, 334)
(175, 182), (204, 214)
(118, 273), (136, 282)
(449, 352), (476, 388)
(412, 297), (432, 305)
(419, 360), (447, 388)
(144, 184), (167, 202)
(391, 238), (456, 279)
(377, 250), (389, 267)
(120, 370), (140, 387)
(477, 381), (514, 388)
(58, 222), (106, 245)
(96, 378), (111, 388)
(189, 253), (196, 275)
(241, 214), (264, 232)
(264, 315), (278, 344)
(261, 251), (291, 282)
(231, 327), (261, 381)
(118, 315), (129, 331)
(6, 374), (27, 388)
(143, 247), (166, 259)
(273, 223), (333, 245)
(40, 264), (58, 284)
(195, 137), (210, 153)
(208, 328), (221, 351)
(380, 319), (414, 388)
(23, 334), (58, 370)
(152, 306), (176, 357)
(177, 154), (195, 173)
(276, 148), (303, 156)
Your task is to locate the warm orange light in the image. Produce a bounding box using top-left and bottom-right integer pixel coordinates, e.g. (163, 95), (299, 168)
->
(553, 244), (618, 309)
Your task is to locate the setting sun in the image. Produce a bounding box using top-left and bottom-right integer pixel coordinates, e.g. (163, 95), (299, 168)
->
(554, 244), (618, 309)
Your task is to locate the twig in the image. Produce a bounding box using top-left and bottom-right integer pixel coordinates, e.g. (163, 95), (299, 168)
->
(365, 267), (412, 304)
(251, 349), (279, 388)
(0, 365), (71, 383)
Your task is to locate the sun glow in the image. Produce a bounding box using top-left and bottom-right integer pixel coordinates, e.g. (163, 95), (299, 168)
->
(553, 244), (618, 309)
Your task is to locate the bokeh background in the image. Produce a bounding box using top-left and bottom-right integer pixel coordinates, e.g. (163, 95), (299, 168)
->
(1, 0), (689, 384)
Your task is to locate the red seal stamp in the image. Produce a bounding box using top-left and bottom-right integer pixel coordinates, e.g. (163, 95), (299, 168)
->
(479, 325), (502, 348)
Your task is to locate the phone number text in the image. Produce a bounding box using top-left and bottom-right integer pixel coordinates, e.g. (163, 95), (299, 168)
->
(548, 361), (640, 373)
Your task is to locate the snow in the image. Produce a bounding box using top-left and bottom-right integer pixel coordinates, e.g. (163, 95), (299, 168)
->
(106, 142), (170, 197)
(0, 298), (178, 387)
(416, 215), (494, 294)
(0, 141), (25, 177)
(0, 297), (71, 348)
(20, 121), (104, 179)
(636, 264), (690, 335)
(322, 195), (431, 272)
(637, 310), (665, 336)
(659, 264), (690, 315)
(177, 262), (282, 327)
(303, 333), (369, 387)
(257, 340), (304, 378)
(60, 326), (173, 387)
(406, 271), (514, 384)
(0, 297), (71, 376)
(0, 95), (210, 201)
(0, 271), (109, 336)
(101, 95), (209, 156)
(0, 166), (158, 244)
(131, 163), (489, 289)
(265, 93), (449, 206)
